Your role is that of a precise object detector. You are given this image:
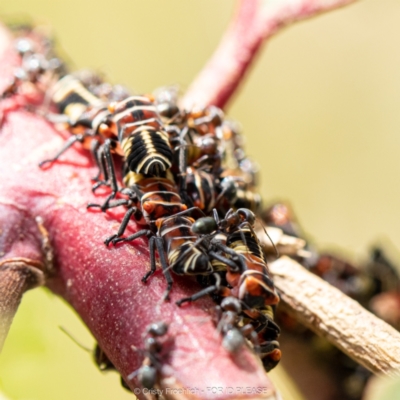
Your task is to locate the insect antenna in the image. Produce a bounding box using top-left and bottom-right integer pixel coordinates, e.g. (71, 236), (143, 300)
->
(257, 219), (280, 260)
(59, 326), (91, 353)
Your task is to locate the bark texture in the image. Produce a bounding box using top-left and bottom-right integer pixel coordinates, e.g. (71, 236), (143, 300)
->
(270, 256), (400, 376)
(0, 259), (45, 351)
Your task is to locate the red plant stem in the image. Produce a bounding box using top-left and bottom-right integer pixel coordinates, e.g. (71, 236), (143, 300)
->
(181, 0), (360, 110)
(0, 198), (49, 352)
(0, 24), (277, 399)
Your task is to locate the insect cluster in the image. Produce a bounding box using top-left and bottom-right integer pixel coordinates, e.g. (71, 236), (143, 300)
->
(1, 27), (292, 392)
(4, 24), (400, 400)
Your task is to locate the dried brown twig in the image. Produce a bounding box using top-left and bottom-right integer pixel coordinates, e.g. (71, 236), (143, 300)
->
(268, 256), (400, 376)
(0, 259), (45, 352)
(0, 214), (53, 352)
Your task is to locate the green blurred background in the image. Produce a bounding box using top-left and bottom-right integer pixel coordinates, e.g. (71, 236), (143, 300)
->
(1, 1), (400, 399)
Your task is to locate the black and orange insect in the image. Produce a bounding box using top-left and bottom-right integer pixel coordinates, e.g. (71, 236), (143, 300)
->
(39, 75), (174, 193)
(91, 168), (213, 299)
(155, 92), (225, 178)
(178, 208), (279, 306)
(177, 208), (281, 370)
(184, 166), (218, 213)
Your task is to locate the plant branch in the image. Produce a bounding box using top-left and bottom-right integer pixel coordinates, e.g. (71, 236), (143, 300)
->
(269, 256), (400, 376)
(181, 0), (360, 109)
(0, 202), (51, 352)
(0, 259), (45, 352)
(0, 23), (278, 399)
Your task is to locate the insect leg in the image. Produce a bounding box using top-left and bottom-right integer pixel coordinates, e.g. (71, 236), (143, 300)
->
(213, 208), (220, 225)
(102, 138), (119, 194)
(45, 112), (73, 125)
(177, 126), (192, 205)
(240, 324), (260, 354)
(212, 241), (240, 258)
(109, 229), (153, 246)
(104, 207), (139, 246)
(211, 242), (246, 271)
(107, 198), (133, 209)
(87, 139), (121, 211)
(39, 131), (95, 168)
(87, 197), (132, 210)
(142, 236), (157, 283)
(154, 237), (173, 301)
(243, 307), (280, 336)
(90, 138), (105, 183)
(91, 142), (113, 192)
(208, 251), (241, 271)
(176, 273), (222, 306)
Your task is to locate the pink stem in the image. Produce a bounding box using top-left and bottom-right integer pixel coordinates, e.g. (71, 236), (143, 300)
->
(181, 0), (360, 110)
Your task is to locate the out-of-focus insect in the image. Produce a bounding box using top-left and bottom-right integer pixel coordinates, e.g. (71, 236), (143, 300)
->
(216, 174), (262, 216)
(185, 167), (218, 213)
(127, 321), (169, 390)
(250, 306), (281, 372)
(217, 296), (259, 353)
(1, 28), (64, 100)
(261, 202), (319, 265)
(367, 246), (400, 296)
(160, 106), (225, 207)
(153, 88), (263, 217)
(262, 202), (308, 244)
(71, 69), (131, 103)
(184, 167), (261, 216)
(213, 120), (262, 215)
